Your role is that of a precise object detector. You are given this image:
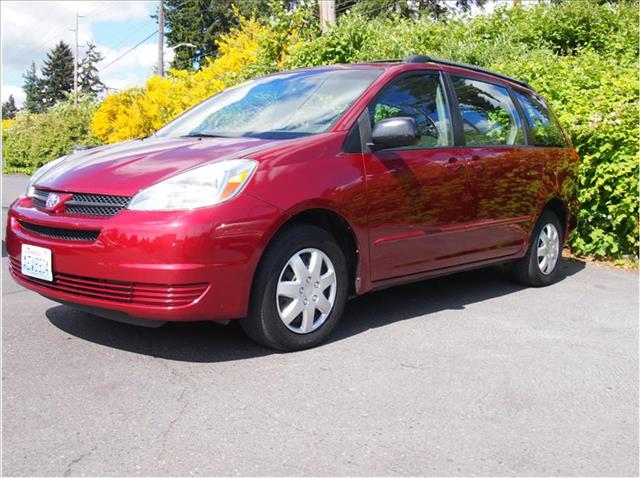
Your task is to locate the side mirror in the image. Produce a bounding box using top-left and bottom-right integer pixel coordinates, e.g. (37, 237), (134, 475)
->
(369, 117), (418, 150)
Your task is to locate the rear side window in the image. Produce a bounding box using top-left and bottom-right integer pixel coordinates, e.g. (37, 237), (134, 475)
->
(451, 76), (525, 146)
(369, 73), (452, 148)
(514, 91), (566, 147)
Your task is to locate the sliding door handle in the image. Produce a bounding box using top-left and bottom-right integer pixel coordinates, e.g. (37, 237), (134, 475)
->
(469, 155), (487, 172)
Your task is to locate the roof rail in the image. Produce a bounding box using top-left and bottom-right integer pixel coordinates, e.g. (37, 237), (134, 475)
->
(402, 54), (531, 89)
(365, 59), (402, 63)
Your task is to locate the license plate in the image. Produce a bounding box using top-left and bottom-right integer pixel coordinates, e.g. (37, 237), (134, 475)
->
(21, 244), (53, 282)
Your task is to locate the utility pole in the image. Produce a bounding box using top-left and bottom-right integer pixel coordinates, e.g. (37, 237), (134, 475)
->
(319, 0), (335, 33)
(157, 0), (164, 76)
(70, 13), (84, 104)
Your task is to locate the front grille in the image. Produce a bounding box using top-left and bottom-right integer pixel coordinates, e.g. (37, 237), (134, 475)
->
(33, 188), (131, 217)
(65, 204), (125, 216)
(19, 221), (100, 242)
(9, 257), (208, 307)
(31, 189), (48, 209)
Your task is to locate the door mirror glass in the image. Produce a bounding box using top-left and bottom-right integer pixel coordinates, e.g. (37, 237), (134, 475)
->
(370, 117), (418, 150)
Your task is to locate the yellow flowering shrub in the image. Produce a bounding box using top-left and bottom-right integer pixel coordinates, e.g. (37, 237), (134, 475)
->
(2, 118), (15, 131)
(91, 16), (269, 143)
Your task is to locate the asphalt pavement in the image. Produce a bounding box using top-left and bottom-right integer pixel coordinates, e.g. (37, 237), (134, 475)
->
(2, 174), (638, 476)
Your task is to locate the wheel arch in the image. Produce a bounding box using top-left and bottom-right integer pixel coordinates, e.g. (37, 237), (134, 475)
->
(542, 196), (568, 242)
(255, 207), (362, 297)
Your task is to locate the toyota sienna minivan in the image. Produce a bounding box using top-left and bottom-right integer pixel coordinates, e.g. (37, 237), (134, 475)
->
(7, 55), (579, 351)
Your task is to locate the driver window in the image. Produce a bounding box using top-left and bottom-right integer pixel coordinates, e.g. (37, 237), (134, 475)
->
(369, 73), (452, 148)
(451, 76), (525, 146)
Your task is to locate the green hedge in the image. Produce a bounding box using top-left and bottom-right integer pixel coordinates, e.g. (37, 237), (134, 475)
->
(2, 96), (100, 174)
(287, 0), (639, 258)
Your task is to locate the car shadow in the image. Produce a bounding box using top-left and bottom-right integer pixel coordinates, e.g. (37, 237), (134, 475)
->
(331, 258), (585, 343)
(46, 258), (586, 363)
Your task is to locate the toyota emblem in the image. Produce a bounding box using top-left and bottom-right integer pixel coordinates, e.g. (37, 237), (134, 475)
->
(45, 193), (60, 209)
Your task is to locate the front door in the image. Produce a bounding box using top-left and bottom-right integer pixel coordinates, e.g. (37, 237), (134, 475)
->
(364, 72), (474, 281)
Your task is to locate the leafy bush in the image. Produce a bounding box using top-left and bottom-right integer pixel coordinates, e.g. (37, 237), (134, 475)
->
(2, 96), (100, 174)
(243, 1), (320, 77)
(288, 0), (638, 67)
(494, 51), (638, 258)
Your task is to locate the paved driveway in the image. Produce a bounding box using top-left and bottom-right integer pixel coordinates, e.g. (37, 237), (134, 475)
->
(2, 174), (638, 476)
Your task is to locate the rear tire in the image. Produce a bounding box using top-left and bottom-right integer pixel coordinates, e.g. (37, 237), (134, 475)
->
(241, 224), (348, 351)
(512, 209), (563, 287)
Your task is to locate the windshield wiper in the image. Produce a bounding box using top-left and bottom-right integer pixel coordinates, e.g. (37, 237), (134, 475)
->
(183, 132), (228, 138)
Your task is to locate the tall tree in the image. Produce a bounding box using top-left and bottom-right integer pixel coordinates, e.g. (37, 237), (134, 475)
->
(23, 61), (45, 113)
(40, 41), (74, 107)
(163, 0), (280, 70)
(2, 95), (18, 119)
(79, 43), (105, 95)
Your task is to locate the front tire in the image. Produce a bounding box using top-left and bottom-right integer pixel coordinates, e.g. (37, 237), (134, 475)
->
(241, 224), (348, 351)
(512, 209), (563, 287)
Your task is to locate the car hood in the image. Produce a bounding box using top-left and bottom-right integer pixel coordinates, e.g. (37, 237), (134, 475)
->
(36, 136), (281, 196)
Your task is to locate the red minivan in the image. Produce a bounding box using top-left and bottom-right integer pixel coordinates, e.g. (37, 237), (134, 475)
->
(7, 55), (579, 350)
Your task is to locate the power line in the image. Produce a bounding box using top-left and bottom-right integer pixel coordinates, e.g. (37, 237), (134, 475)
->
(107, 19), (157, 52)
(84, 2), (118, 19)
(99, 30), (157, 72)
(31, 1), (154, 67)
(97, 20), (157, 68)
(31, 23), (74, 53)
(335, 2), (355, 14)
(97, 2), (160, 73)
(335, 0), (400, 16)
(28, 3), (125, 64)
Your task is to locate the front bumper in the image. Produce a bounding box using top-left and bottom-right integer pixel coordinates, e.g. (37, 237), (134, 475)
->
(6, 194), (283, 321)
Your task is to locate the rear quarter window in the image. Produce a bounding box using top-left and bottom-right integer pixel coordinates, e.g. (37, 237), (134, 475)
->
(514, 90), (566, 147)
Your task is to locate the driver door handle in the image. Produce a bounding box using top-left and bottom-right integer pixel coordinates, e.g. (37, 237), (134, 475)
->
(446, 156), (465, 172)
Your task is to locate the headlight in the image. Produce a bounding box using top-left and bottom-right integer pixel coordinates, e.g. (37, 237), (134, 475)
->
(128, 159), (257, 211)
(25, 156), (68, 197)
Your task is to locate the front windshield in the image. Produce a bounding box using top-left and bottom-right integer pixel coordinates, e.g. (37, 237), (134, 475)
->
(155, 68), (382, 140)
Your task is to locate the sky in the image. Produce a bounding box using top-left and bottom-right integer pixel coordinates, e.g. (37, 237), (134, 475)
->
(1, 0), (177, 106)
